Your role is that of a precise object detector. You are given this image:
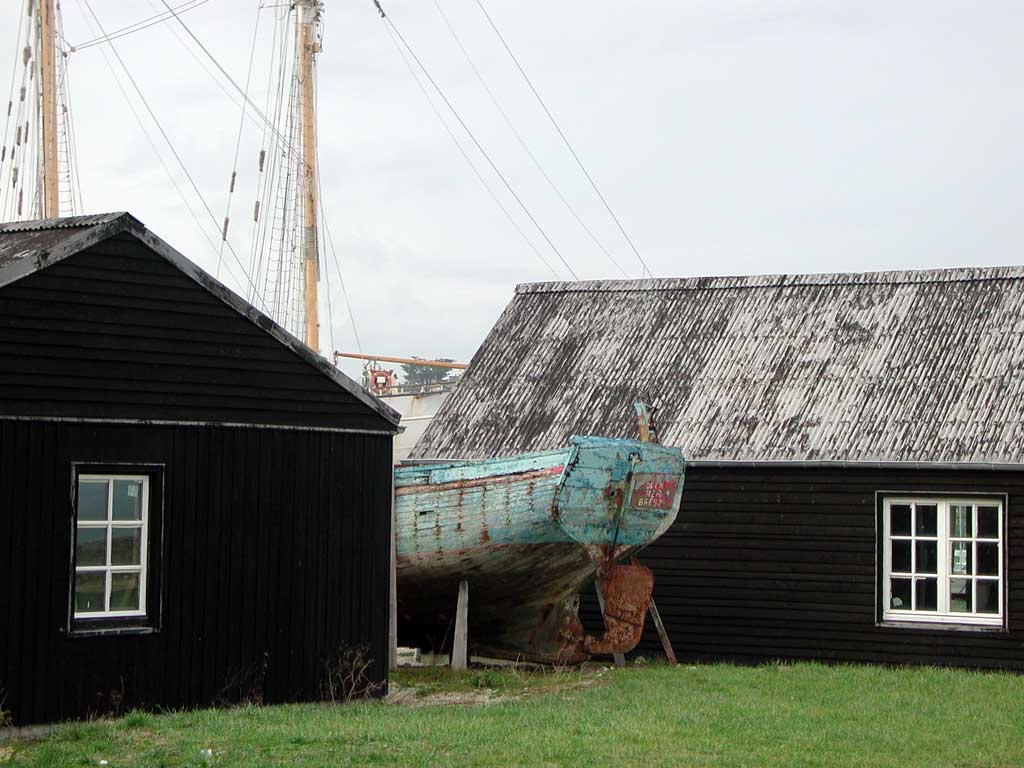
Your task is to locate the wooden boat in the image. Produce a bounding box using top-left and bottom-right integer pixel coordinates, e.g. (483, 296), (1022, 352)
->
(394, 434), (685, 662)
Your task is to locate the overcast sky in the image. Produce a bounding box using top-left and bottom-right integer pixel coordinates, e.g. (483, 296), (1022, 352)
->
(3, 1), (1022, 380)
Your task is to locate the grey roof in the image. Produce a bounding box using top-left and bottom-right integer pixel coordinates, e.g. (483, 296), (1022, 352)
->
(0, 213), (401, 428)
(412, 267), (1024, 465)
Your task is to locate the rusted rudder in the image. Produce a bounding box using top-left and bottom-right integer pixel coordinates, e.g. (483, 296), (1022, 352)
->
(584, 563), (653, 656)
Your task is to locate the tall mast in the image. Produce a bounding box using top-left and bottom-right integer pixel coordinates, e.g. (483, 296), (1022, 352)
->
(39, 0), (59, 218)
(296, 0), (321, 352)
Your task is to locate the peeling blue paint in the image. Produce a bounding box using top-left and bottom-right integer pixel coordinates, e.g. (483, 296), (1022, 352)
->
(395, 436), (685, 559)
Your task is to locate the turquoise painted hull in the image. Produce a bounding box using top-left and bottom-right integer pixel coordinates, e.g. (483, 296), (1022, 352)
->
(394, 436), (685, 661)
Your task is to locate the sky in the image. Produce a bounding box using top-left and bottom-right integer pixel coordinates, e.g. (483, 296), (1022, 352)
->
(2, 1), (1022, 382)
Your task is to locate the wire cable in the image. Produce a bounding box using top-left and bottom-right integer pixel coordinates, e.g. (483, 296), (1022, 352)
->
(80, 0), (269, 310)
(432, 0), (627, 278)
(471, 0), (653, 278)
(376, 1), (579, 280)
(156, 0), (299, 162)
(71, 0), (211, 52)
(217, 3), (262, 279)
(384, 22), (557, 279)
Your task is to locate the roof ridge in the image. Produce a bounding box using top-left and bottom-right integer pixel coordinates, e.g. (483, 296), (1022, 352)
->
(0, 212), (131, 233)
(515, 263), (1024, 295)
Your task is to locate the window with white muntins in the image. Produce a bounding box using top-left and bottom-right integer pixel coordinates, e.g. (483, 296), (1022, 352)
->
(74, 475), (149, 618)
(881, 497), (1004, 627)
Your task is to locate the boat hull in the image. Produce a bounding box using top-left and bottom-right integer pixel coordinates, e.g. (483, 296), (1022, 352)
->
(395, 437), (685, 661)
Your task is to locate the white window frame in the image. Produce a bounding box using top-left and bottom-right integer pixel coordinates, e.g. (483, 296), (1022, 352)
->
(74, 474), (149, 619)
(881, 496), (1004, 627)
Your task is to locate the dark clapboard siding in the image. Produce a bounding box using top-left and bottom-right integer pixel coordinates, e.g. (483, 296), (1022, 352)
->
(0, 234), (382, 430)
(0, 420), (392, 726)
(583, 465), (1024, 670)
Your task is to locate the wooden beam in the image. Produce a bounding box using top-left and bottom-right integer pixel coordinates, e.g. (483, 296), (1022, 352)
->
(39, 0), (59, 218)
(388, 471), (398, 670)
(334, 352), (468, 369)
(297, 0), (319, 351)
(628, 555), (677, 665)
(451, 580), (469, 670)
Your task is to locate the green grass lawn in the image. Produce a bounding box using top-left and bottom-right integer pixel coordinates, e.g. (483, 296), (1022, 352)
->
(4, 662), (1024, 767)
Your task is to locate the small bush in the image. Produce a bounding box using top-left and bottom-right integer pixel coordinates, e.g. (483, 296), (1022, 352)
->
(319, 646), (384, 703)
(121, 709), (154, 729)
(471, 670), (499, 689)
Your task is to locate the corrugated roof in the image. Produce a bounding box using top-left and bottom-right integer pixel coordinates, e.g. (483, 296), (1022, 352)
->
(412, 267), (1024, 464)
(0, 213), (129, 269)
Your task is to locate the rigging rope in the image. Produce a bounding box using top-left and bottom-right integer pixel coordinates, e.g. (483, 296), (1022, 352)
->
(80, 0), (269, 310)
(375, 1), (580, 280)
(156, 0), (300, 163)
(217, 3), (263, 279)
(432, 0), (628, 279)
(71, 0), (212, 52)
(383, 22), (558, 280)
(471, 0), (654, 279)
(313, 63), (364, 355)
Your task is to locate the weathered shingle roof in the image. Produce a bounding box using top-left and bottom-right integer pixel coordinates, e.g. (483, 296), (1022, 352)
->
(412, 267), (1024, 465)
(0, 213), (400, 427)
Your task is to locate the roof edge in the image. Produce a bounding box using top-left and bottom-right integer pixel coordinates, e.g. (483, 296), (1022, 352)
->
(515, 263), (1024, 296)
(0, 212), (136, 290)
(125, 221), (402, 428)
(0, 212), (401, 429)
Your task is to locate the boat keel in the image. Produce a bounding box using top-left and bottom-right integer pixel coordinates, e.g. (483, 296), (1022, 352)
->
(584, 563), (653, 656)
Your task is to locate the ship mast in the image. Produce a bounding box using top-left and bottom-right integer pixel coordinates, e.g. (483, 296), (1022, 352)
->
(39, 0), (59, 218)
(296, 0), (321, 352)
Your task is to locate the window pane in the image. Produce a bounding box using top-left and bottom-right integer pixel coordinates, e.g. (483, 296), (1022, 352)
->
(890, 578), (912, 610)
(890, 505), (911, 536)
(950, 578), (972, 613)
(891, 540), (912, 573)
(111, 527), (142, 566)
(915, 541), (937, 574)
(951, 541), (972, 576)
(77, 480), (108, 521)
(976, 542), (999, 576)
(109, 572), (141, 611)
(977, 506), (999, 539)
(976, 580), (999, 614)
(75, 571), (106, 613)
(112, 480), (144, 521)
(950, 505), (972, 538)
(915, 504), (937, 536)
(915, 578), (938, 611)
(75, 527), (107, 567)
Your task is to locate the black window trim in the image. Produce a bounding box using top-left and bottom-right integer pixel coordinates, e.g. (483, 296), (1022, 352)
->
(66, 461), (166, 637)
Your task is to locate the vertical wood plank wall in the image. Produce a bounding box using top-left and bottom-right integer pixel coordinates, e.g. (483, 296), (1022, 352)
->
(0, 420), (392, 726)
(584, 465), (1024, 670)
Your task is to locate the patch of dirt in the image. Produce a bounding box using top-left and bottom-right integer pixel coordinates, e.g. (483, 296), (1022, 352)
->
(385, 686), (503, 708)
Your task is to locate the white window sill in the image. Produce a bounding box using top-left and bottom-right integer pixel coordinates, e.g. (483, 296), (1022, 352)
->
(880, 614), (1006, 632)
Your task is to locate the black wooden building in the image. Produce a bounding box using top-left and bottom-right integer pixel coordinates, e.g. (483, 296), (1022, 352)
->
(0, 213), (400, 726)
(413, 271), (1024, 670)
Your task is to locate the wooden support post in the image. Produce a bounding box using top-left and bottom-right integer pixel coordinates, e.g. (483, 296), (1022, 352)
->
(388, 474), (398, 671)
(594, 577), (625, 668)
(646, 595), (677, 666)
(630, 556), (677, 665)
(451, 580), (469, 670)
